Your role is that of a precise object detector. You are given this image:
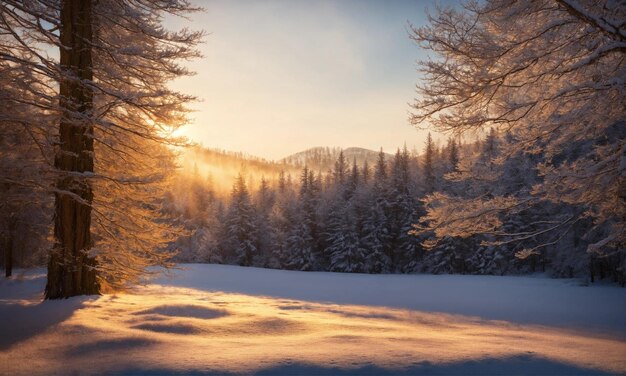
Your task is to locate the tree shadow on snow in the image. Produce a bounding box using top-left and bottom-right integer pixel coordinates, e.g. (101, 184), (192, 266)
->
(104, 355), (612, 376)
(65, 337), (158, 357)
(0, 296), (89, 350)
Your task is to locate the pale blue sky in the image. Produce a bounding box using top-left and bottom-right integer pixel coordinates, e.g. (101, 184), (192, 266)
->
(169, 0), (455, 160)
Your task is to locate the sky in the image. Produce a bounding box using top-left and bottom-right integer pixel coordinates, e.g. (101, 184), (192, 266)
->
(167, 0), (454, 160)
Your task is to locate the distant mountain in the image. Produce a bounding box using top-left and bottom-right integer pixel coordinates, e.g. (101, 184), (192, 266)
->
(178, 146), (391, 194)
(179, 146), (300, 194)
(280, 147), (388, 172)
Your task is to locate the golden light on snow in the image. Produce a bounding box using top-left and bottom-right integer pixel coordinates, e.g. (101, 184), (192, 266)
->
(2, 283), (625, 375)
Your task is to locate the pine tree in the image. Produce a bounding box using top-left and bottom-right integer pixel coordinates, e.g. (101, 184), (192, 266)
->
(329, 218), (364, 273)
(482, 128), (498, 171)
(362, 160), (370, 185)
(278, 170), (286, 193)
(224, 174), (258, 266)
(345, 158), (359, 200)
(284, 222), (316, 271)
(386, 147), (421, 271)
(362, 201), (391, 273)
(255, 177), (275, 266)
(424, 133), (435, 194)
(324, 199), (364, 273)
(367, 148), (392, 272)
(282, 166), (319, 270)
(374, 148), (387, 182)
(333, 150), (348, 186)
(269, 183), (297, 268)
(448, 138), (459, 172)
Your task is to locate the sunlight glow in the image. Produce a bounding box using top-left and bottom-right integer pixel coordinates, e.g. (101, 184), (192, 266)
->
(3, 283), (625, 375)
(167, 0), (443, 160)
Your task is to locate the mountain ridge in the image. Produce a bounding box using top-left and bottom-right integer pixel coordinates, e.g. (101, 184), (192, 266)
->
(180, 145), (393, 194)
(279, 146), (390, 172)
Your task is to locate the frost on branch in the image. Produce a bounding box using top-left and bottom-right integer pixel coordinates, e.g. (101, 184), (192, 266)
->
(417, 193), (521, 246)
(0, 0), (204, 292)
(410, 0), (626, 263)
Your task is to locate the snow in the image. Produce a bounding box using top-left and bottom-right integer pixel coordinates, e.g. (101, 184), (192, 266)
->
(1, 265), (625, 375)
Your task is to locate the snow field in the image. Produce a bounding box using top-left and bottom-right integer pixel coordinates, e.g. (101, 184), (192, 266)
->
(0, 264), (624, 375)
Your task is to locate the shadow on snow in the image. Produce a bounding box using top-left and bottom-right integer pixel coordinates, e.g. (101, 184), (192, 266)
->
(104, 355), (611, 376)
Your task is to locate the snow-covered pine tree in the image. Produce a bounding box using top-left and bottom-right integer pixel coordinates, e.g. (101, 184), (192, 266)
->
(361, 160), (370, 185)
(284, 221), (316, 271)
(200, 198), (226, 264)
(423, 133), (436, 194)
(224, 174), (258, 266)
(365, 148), (392, 272)
(447, 138), (459, 173)
(333, 150), (348, 187)
(387, 147), (422, 272)
(282, 166), (319, 270)
(308, 169), (325, 266)
(254, 177), (276, 266)
(329, 219), (365, 273)
(268, 179), (297, 268)
(323, 196), (365, 273)
(361, 200), (391, 273)
(345, 158), (359, 200)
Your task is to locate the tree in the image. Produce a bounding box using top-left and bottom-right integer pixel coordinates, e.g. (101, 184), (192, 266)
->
(346, 158), (359, 200)
(288, 166), (321, 269)
(278, 170), (287, 193)
(447, 138), (459, 172)
(333, 150), (348, 186)
(284, 222), (316, 271)
(423, 133), (435, 194)
(255, 177), (275, 266)
(269, 179), (297, 268)
(324, 197), (364, 273)
(0, 0), (203, 297)
(410, 0), (625, 260)
(364, 148), (392, 272)
(387, 147), (422, 271)
(361, 200), (391, 273)
(0, 59), (51, 277)
(224, 174), (258, 266)
(374, 148), (387, 183)
(361, 160), (370, 184)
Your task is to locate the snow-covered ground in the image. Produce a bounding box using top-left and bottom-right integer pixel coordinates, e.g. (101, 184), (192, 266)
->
(1, 264), (624, 375)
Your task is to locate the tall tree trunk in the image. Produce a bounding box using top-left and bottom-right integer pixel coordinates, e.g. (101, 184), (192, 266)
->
(4, 218), (14, 278)
(45, 0), (99, 299)
(4, 243), (11, 278)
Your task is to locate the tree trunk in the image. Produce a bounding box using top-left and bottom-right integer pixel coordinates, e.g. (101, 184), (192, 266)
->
(4, 219), (14, 278)
(4, 233), (13, 278)
(4, 242), (11, 278)
(45, 0), (99, 299)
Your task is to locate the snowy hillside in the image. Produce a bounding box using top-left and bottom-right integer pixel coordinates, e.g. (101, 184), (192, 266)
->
(280, 146), (387, 171)
(1, 264), (624, 375)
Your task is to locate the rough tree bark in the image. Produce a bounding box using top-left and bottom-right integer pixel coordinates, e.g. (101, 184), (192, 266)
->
(4, 217), (14, 278)
(45, 0), (99, 299)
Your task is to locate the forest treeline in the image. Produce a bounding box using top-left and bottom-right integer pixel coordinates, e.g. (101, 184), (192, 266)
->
(166, 130), (624, 282)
